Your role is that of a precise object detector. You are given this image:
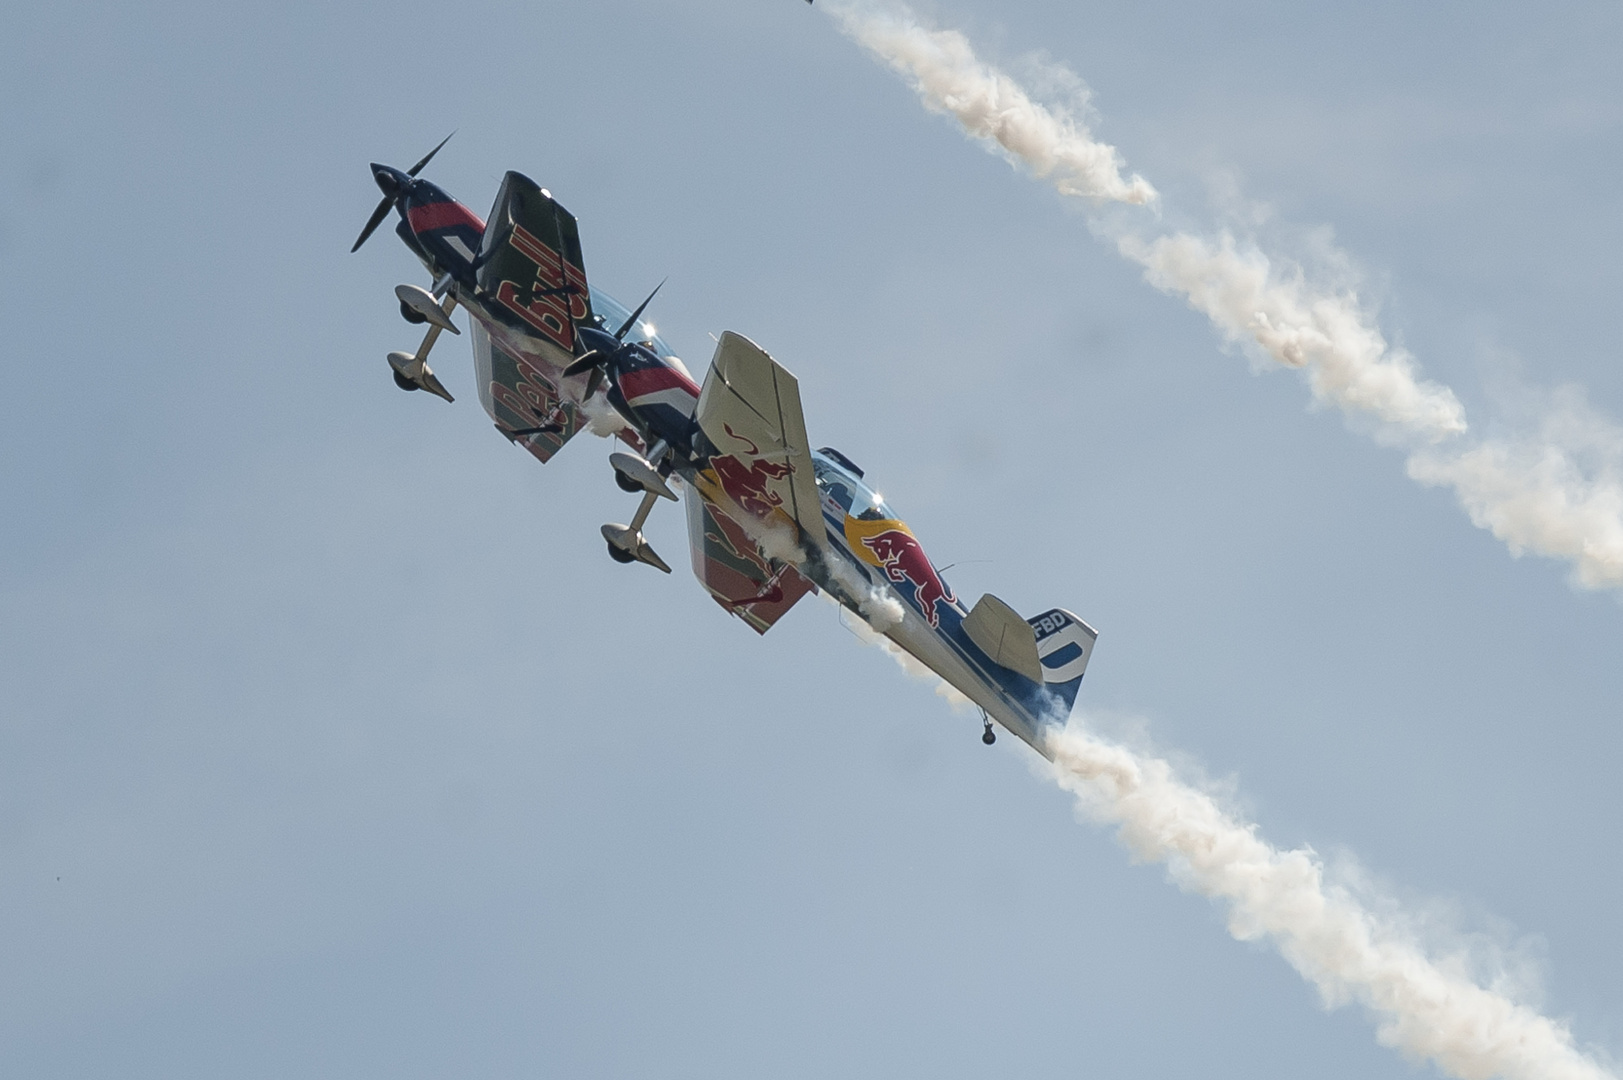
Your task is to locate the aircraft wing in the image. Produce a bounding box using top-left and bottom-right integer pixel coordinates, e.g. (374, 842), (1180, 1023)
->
(471, 320), (584, 464)
(689, 331), (827, 552)
(466, 171), (600, 461)
(685, 495), (817, 634)
(474, 171), (594, 356)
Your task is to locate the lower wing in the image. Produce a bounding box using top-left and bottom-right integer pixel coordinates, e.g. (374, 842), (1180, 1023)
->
(472, 320), (585, 464)
(685, 495), (817, 634)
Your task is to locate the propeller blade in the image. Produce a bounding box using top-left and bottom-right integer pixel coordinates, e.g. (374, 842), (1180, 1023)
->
(563, 351), (606, 378)
(350, 134), (453, 252)
(585, 366), (604, 398)
(407, 131), (454, 177)
(350, 192), (396, 253)
(613, 278), (666, 341)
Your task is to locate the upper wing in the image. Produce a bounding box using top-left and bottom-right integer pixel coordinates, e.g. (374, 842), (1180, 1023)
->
(474, 171), (594, 356)
(689, 331), (827, 551)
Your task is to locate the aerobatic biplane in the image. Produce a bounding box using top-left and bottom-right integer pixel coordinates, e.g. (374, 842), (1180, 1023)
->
(350, 139), (1098, 756)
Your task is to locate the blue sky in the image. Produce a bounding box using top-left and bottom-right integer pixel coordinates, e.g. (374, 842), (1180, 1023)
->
(2, 2), (1620, 1077)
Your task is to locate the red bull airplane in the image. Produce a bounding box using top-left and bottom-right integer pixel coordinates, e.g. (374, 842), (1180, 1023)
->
(351, 139), (1098, 756)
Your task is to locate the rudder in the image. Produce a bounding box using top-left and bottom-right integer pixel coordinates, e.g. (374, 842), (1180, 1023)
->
(1028, 608), (1098, 715)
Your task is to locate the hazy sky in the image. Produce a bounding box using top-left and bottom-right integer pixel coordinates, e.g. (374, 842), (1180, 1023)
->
(3, 2), (1620, 1078)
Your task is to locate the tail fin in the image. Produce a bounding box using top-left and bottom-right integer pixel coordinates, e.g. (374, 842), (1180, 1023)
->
(1028, 608), (1098, 715)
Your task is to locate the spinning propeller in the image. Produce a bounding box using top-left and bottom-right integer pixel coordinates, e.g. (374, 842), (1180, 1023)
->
(561, 280), (666, 397)
(350, 133), (454, 253)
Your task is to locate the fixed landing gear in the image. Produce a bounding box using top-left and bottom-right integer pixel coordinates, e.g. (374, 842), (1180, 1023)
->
(601, 487), (672, 572)
(600, 445), (676, 573)
(981, 714), (996, 745)
(385, 285), (457, 402)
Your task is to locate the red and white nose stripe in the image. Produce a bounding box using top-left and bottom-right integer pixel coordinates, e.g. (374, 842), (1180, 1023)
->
(406, 200), (486, 235)
(618, 365), (700, 414)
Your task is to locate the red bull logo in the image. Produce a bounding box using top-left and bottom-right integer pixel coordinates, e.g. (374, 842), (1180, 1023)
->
(703, 503), (781, 607)
(709, 424), (793, 520)
(494, 222), (591, 352)
(860, 529), (956, 627)
(711, 455), (791, 519)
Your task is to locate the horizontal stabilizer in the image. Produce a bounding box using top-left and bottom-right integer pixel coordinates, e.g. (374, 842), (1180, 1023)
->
(962, 593), (1043, 681)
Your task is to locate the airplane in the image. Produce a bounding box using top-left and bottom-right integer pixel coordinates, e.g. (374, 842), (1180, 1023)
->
(350, 138), (1098, 757)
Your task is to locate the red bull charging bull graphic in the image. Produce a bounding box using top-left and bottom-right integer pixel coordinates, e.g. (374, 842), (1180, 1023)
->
(709, 424), (794, 520)
(848, 520), (957, 628)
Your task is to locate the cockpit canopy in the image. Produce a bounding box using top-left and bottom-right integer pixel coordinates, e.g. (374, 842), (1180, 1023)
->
(589, 286), (676, 359)
(811, 449), (896, 522)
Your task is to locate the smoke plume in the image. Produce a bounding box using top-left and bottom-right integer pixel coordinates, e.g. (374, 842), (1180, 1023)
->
(833, 611), (1616, 1080)
(832, 596), (974, 707)
(829, 2), (1156, 206)
(820, 2), (1622, 1075)
(1116, 231), (1466, 441)
(1043, 721), (1613, 1080)
(1406, 387), (1623, 589)
(824, 0), (1623, 593)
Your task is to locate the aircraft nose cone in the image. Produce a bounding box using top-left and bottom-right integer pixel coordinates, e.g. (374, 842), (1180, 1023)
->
(369, 163), (405, 196)
(575, 325), (620, 356)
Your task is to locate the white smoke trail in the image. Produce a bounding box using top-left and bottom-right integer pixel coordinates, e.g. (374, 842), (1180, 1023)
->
(822, 1), (1621, 1074)
(719, 491), (914, 628)
(830, 594), (973, 707)
(1406, 387), (1623, 589)
(824, 552), (910, 629)
(826, 1), (1156, 206)
(1117, 231), (1466, 442)
(824, 0), (1623, 593)
(1043, 721), (1614, 1080)
(831, 611), (1616, 1078)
